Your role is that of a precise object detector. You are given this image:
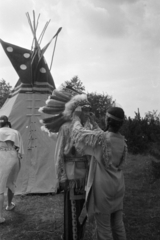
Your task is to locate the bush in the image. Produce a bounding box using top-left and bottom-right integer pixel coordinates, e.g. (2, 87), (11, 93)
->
(121, 110), (160, 155)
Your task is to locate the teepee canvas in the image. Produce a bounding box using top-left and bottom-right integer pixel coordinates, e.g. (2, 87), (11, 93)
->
(0, 12), (62, 194)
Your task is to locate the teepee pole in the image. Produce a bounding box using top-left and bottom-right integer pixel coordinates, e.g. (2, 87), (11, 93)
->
(30, 13), (41, 52)
(33, 10), (36, 34)
(38, 20), (50, 45)
(26, 11), (62, 72)
(49, 28), (62, 70)
(26, 12), (41, 63)
(32, 11), (40, 51)
(26, 12), (39, 52)
(50, 35), (58, 71)
(35, 13), (40, 30)
(26, 12), (35, 51)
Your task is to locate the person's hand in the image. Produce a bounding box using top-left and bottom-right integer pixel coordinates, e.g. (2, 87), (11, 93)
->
(17, 153), (22, 160)
(89, 112), (96, 123)
(89, 112), (95, 119)
(60, 180), (68, 190)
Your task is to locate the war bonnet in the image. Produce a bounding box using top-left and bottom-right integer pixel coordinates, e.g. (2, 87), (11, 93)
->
(39, 82), (90, 134)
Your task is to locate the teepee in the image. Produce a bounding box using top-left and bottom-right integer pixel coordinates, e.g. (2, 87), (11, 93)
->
(0, 11), (62, 194)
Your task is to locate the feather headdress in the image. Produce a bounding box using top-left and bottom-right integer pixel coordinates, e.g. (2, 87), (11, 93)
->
(39, 82), (90, 134)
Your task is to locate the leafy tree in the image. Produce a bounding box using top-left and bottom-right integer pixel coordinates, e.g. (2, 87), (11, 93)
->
(66, 76), (114, 129)
(121, 117), (149, 154)
(65, 76), (160, 156)
(144, 110), (160, 125)
(0, 79), (12, 108)
(65, 76), (85, 92)
(87, 92), (114, 130)
(121, 109), (160, 154)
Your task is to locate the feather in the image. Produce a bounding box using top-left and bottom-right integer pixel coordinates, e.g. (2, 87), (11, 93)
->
(63, 94), (89, 117)
(39, 106), (65, 115)
(52, 90), (71, 102)
(44, 115), (67, 132)
(41, 114), (63, 124)
(57, 83), (79, 96)
(41, 126), (58, 137)
(49, 95), (67, 102)
(38, 107), (44, 113)
(45, 99), (65, 108)
(41, 126), (50, 134)
(39, 84), (89, 133)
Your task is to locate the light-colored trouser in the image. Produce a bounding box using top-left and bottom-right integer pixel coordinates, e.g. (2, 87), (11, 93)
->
(95, 210), (126, 240)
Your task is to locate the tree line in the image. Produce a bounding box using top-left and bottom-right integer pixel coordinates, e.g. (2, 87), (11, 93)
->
(65, 76), (160, 157)
(1, 77), (160, 157)
(0, 79), (12, 107)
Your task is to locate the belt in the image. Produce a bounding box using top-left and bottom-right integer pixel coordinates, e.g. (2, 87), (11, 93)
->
(64, 157), (86, 162)
(70, 188), (85, 200)
(0, 147), (15, 151)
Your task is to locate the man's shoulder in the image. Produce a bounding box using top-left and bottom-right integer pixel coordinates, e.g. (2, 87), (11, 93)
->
(61, 121), (71, 129)
(0, 127), (20, 138)
(59, 122), (71, 134)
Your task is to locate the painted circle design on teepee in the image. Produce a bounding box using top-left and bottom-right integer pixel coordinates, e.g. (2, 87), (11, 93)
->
(6, 47), (13, 52)
(20, 64), (27, 70)
(40, 68), (46, 73)
(23, 53), (30, 58)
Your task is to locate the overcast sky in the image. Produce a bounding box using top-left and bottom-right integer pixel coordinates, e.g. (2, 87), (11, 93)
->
(0, 0), (160, 118)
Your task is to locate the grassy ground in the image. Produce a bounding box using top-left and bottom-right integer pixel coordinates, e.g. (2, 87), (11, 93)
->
(0, 154), (160, 240)
(123, 154), (160, 240)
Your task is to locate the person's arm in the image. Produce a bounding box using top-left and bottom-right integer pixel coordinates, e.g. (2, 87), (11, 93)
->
(54, 126), (67, 184)
(89, 113), (102, 131)
(118, 141), (128, 170)
(14, 131), (24, 159)
(72, 116), (103, 160)
(49, 132), (58, 141)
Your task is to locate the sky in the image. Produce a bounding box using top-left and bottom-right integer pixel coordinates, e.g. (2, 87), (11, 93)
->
(0, 0), (160, 118)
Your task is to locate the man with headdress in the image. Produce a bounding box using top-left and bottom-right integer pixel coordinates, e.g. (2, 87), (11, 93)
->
(39, 83), (100, 240)
(71, 106), (127, 240)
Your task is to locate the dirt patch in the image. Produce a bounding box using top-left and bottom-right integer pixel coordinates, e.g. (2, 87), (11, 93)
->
(0, 154), (160, 239)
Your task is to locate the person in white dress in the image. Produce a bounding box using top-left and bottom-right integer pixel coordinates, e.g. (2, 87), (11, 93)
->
(0, 115), (24, 223)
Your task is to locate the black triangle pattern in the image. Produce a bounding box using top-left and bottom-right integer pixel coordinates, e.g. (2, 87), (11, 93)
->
(0, 39), (55, 96)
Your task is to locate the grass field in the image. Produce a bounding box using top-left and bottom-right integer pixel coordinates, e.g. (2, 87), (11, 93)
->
(0, 154), (160, 240)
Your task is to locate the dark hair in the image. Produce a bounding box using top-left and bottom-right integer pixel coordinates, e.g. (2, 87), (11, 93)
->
(105, 107), (125, 132)
(107, 107), (124, 120)
(0, 115), (12, 128)
(106, 117), (123, 132)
